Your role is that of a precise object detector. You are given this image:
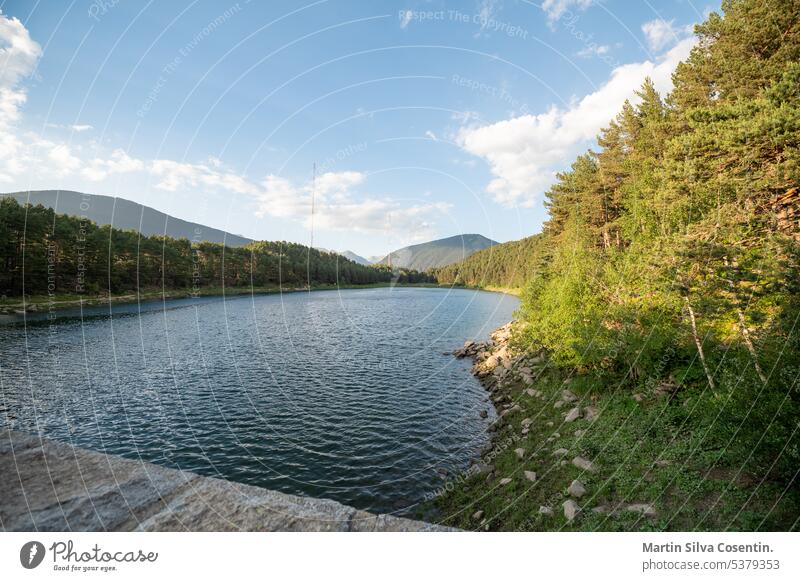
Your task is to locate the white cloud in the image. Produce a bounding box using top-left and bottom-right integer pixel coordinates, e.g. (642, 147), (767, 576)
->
(45, 122), (94, 132)
(149, 159), (259, 195)
(457, 37), (697, 207)
(256, 171), (451, 242)
(577, 44), (610, 58)
(47, 144), (81, 176)
(0, 10), (41, 131)
(541, 0), (593, 23)
(641, 19), (681, 52)
(82, 148), (143, 181)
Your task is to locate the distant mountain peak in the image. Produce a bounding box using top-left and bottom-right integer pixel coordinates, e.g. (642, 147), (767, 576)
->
(377, 233), (497, 271)
(339, 250), (371, 265)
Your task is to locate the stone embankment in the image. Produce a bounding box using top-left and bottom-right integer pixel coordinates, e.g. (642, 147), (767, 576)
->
(0, 430), (454, 532)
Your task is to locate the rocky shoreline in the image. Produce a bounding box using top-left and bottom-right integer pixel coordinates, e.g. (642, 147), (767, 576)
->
(449, 322), (656, 528)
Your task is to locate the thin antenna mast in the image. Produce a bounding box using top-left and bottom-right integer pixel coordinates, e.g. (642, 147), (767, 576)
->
(307, 162), (316, 292)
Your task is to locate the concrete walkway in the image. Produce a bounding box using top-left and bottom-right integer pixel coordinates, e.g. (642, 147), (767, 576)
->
(0, 430), (454, 532)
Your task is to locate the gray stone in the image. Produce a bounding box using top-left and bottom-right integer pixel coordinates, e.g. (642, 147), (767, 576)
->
(626, 503), (656, 517)
(563, 500), (581, 521)
(524, 471), (537, 482)
(564, 407), (582, 423)
(538, 506), (553, 516)
(572, 456), (597, 472)
(584, 406), (600, 421)
(568, 480), (587, 498)
(562, 389), (578, 402)
(0, 430), (455, 532)
(472, 510), (484, 521)
(554, 400), (566, 409)
(499, 477), (512, 486)
(514, 448), (525, 460)
(553, 448), (569, 457)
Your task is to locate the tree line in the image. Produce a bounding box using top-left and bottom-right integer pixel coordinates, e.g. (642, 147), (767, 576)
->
(437, 0), (800, 480)
(0, 196), (432, 298)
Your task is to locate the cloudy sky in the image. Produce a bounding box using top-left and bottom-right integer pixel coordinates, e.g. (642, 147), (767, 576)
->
(0, 0), (710, 256)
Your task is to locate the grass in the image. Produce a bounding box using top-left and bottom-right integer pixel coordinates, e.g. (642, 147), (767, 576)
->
(424, 364), (799, 532)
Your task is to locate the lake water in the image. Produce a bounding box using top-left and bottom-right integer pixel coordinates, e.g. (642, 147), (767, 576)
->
(0, 287), (517, 515)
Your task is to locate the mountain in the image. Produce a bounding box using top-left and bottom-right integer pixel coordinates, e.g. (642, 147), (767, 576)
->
(340, 250), (371, 265)
(377, 234), (497, 271)
(0, 190), (253, 247)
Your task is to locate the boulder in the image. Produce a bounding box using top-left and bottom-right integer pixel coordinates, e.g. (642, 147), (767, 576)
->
(553, 448), (569, 457)
(584, 406), (600, 422)
(572, 456), (596, 472)
(499, 477), (512, 486)
(514, 448), (525, 460)
(563, 500), (581, 522)
(524, 471), (537, 482)
(567, 480), (587, 498)
(472, 510), (484, 521)
(562, 389), (578, 402)
(564, 407), (582, 423)
(626, 503), (656, 517)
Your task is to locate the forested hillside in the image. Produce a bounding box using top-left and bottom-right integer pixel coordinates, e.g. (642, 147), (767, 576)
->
(431, 234), (549, 290)
(433, 0), (800, 530)
(0, 197), (394, 298)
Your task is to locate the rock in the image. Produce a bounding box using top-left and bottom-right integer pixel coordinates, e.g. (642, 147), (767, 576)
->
(553, 448), (569, 457)
(568, 480), (587, 498)
(592, 505), (611, 514)
(479, 410), (488, 419)
(509, 404), (521, 414)
(524, 388), (540, 397)
(521, 418), (533, 428)
(546, 421), (554, 427)
(584, 406), (600, 422)
(499, 477), (512, 486)
(572, 456), (596, 472)
(514, 448), (525, 460)
(472, 510), (484, 521)
(538, 506), (553, 516)
(521, 428), (529, 436)
(574, 429), (586, 438)
(554, 401), (565, 409)
(626, 503), (656, 517)
(0, 429), (455, 532)
(564, 407), (582, 423)
(563, 499), (581, 521)
(524, 471), (537, 482)
(562, 389), (578, 402)
(654, 459), (671, 467)
(632, 393), (645, 403)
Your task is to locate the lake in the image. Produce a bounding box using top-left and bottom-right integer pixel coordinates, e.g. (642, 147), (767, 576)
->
(0, 287), (518, 515)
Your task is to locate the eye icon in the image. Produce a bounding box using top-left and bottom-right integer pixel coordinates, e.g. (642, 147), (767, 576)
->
(20, 541), (46, 569)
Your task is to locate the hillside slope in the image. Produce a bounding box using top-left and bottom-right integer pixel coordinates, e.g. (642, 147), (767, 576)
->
(377, 234), (497, 271)
(1, 190), (253, 247)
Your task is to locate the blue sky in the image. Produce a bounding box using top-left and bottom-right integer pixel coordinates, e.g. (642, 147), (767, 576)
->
(0, 0), (713, 257)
